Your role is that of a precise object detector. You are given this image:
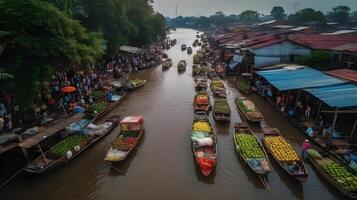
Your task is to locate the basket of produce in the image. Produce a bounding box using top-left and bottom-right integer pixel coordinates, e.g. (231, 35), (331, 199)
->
(264, 136), (300, 162)
(112, 137), (138, 151)
(48, 134), (87, 158)
(213, 99), (230, 114)
(236, 98), (263, 122)
(235, 134), (265, 159)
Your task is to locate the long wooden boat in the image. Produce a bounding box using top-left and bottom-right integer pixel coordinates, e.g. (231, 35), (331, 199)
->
(262, 127), (308, 182)
(193, 92), (211, 113)
(178, 60), (187, 72)
(233, 122), (270, 176)
(308, 150), (357, 199)
(87, 91), (127, 122)
(125, 79), (146, 91)
(191, 112), (217, 176)
(210, 78), (226, 98)
(213, 98), (230, 121)
(187, 47), (193, 54)
(24, 118), (118, 174)
(162, 58), (173, 70)
(194, 76), (208, 90)
(235, 97), (263, 123)
(215, 64), (225, 77)
(105, 116), (145, 162)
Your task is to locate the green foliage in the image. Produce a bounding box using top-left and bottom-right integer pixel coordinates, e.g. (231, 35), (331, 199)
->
(167, 13), (239, 29)
(327, 6), (351, 25)
(297, 50), (331, 70)
(49, 0), (88, 18)
(271, 6), (286, 20)
(0, 0), (104, 110)
(239, 10), (260, 23)
(288, 8), (326, 25)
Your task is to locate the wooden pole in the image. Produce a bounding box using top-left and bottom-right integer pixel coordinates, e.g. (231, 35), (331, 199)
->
(350, 119), (357, 141)
(329, 107), (339, 149)
(37, 144), (47, 164)
(316, 102), (322, 120)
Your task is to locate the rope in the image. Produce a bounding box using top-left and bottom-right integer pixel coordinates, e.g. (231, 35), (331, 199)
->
(0, 163), (30, 189)
(258, 175), (274, 200)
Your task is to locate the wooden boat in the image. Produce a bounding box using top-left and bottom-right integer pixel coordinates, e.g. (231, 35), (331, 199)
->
(233, 122), (270, 176)
(262, 127), (308, 182)
(25, 118), (118, 174)
(210, 78), (226, 98)
(308, 150), (357, 199)
(194, 76), (208, 90)
(181, 44), (187, 51)
(178, 60), (187, 72)
(215, 64), (225, 77)
(162, 58), (173, 70)
(192, 65), (201, 76)
(191, 112), (217, 176)
(187, 47), (193, 54)
(193, 92), (211, 113)
(87, 91), (127, 122)
(213, 98), (230, 121)
(235, 97), (263, 123)
(125, 79), (146, 91)
(105, 116), (145, 162)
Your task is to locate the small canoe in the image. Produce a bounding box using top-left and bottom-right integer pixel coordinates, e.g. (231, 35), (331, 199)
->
(25, 118), (118, 174)
(194, 76), (208, 90)
(125, 79), (146, 91)
(193, 92), (211, 113)
(308, 150), (357, 199)
(178, 60), (187, 72)
(191, 112), (217, 176)
(236, 97), (263, 123)
(213, 98), (230, 121)
(210, 78), (226, 98)
(105, 116), (145, 162)
(162, 58), (173, 70)
(181, 44), (187, 51)
(187, 47), (193, 54)
(234, 122), (270, 176)
(262, 126), (308, 182)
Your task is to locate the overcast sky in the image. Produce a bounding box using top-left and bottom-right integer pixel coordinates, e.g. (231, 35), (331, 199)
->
(152, 0), (357, 17)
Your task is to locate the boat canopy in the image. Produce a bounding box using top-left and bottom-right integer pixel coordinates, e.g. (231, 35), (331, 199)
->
(304, 84), (357, 108)
(256, 66), (347, 91)
(18, 113), (85, 149)
(119, 45), (142, 54)
(120, 116), (144, 124)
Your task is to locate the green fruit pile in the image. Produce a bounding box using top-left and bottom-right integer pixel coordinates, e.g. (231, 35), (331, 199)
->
(321, 162), (357, 191)
(49, 134), (87, 156)
(214, 99), (230, 114)
(235, 134), (265, 159)
(129, 79), (145, 86)
(89, 101), (109, 114)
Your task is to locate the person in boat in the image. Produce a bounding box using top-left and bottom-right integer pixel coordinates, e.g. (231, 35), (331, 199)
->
(287, 161), (300, 173)
(301, 139), (311, 159)
(107, 90), (113, 102)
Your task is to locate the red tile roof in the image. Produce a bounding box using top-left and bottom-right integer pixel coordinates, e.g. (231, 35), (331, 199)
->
(326, 69), (357, 82)
(288, 34), (357, 50)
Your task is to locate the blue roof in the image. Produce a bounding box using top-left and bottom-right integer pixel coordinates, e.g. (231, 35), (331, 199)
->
(304, 84), (357, 108)
(256, 67), (347, 91)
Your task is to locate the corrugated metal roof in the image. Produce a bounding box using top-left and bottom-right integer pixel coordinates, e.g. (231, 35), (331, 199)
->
(288, 34), (357, 50)
(326, 69), (357, 82)
(256, 67), (347, 91)
(304, 84), (357, 108)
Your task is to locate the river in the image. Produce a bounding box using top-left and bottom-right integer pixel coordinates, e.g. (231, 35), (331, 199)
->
(0, 28), (344, 200)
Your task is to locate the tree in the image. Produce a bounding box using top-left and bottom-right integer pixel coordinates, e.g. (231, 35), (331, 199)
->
(327, 6), (351, 25)
(49, 0), (87, 18)
(297, 50), (331, 70)
(239, 10), (260, 23)
(271, 6), (286, 20)
(288, 8), (326, 25)
(0, 0), (104, 110)
(352, 11), (357, 20)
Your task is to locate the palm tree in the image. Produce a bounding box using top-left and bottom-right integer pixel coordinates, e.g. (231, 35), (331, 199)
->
(50, 0), (88, 19)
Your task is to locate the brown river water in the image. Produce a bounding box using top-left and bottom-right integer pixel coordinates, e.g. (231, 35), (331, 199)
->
(0, 28), (344, 200)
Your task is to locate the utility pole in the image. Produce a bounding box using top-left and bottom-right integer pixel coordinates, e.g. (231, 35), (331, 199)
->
(175, 5), (178, 17)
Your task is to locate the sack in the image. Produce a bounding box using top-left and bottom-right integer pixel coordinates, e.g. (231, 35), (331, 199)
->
(195, 137), (213, 147)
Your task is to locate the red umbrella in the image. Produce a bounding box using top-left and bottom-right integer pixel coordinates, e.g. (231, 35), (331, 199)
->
(61, 86), (76, 93)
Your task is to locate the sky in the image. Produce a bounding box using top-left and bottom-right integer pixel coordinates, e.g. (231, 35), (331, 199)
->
(152, 0), (357, 17)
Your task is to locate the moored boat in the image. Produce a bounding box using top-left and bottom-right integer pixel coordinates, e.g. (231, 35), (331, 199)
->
(194, 76), (208, 90)
(187, 47), (193, 54)
(162, 58), (173, 70)
(193, 92), (211, 113)
(181, 44), (187, 51)
(235, 97), (263, 123)
(213, 98), (230, 121)
(233, 122), (270, 176)
(210, 78), (226, 98)
(105, 116), (145, 162)
(307, 149), (357, 199)
(25, 118), (118, 174)
(262, 126), (308, 182)
(125, 79), (146, 91)
(191, 112), (217, 176)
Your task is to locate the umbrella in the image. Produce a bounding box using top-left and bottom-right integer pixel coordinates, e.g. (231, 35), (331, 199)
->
(61, 86), (76, 93)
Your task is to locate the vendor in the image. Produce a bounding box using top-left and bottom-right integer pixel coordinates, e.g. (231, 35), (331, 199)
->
(288, 162), (300, 173)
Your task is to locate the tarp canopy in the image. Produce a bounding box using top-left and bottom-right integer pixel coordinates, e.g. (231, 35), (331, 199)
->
(304, 84), (357, 108)
(119, 45), (142, 54)
(256, 66), (347, 91)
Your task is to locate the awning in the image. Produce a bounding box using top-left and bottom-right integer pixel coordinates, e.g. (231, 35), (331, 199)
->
(18, 113), (85, 148)
(119, 45), (142, 54)
(256, 66), (347, 91)
(304, 84), (357, 108)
